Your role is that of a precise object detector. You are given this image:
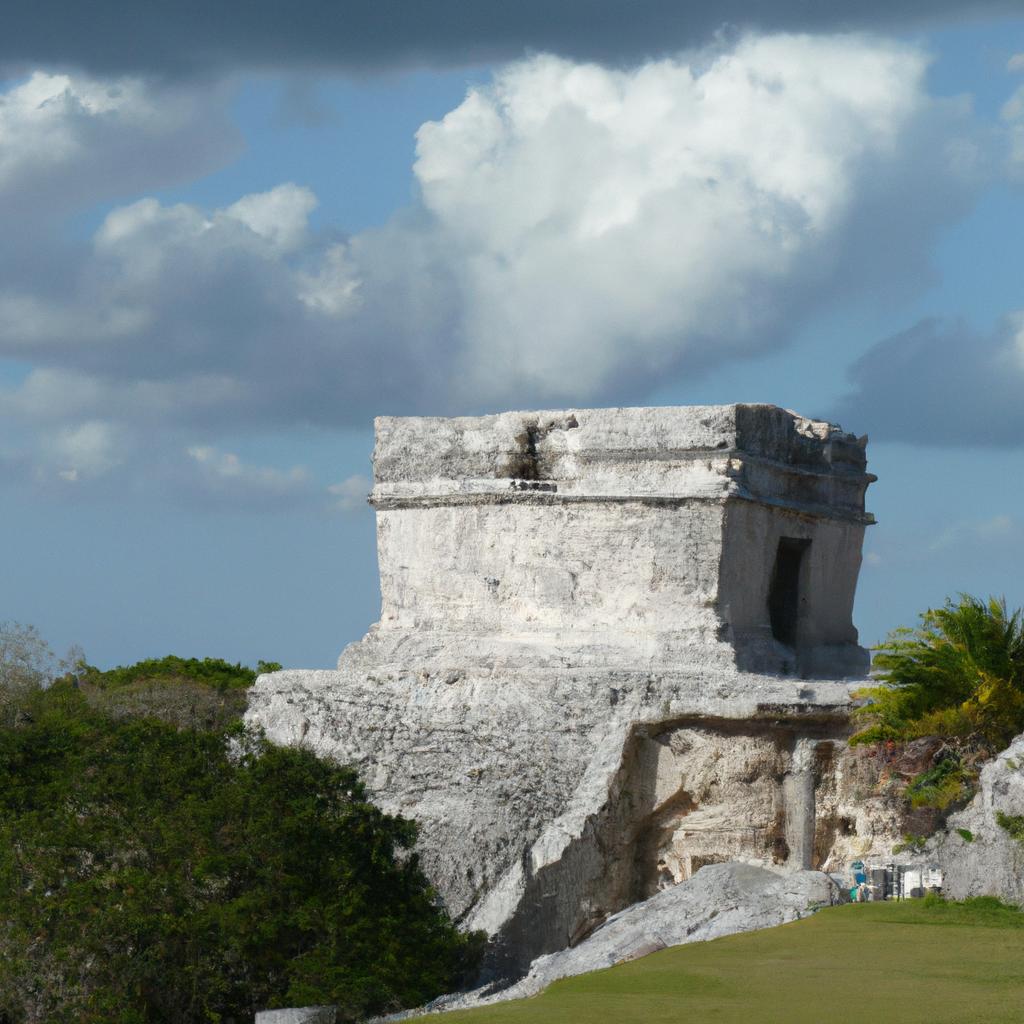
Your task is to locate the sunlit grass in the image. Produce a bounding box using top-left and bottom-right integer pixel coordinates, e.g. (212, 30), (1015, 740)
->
(439, 899), (1024, 1024)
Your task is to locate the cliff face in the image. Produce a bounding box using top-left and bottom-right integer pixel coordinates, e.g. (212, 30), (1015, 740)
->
(247, 404), (889, 976)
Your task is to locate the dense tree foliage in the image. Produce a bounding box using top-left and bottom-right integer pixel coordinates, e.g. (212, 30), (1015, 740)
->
(853, 595), (1024, 751)
(0, 649), (479, 1023)
(74, 655), (282, 731)
(80, 655), (282, 691)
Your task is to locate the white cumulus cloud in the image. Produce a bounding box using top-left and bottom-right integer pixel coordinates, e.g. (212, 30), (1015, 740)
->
(225, 184), (319, 253)
(0, 34), (1014, 493)
(410, 36), (967, 401)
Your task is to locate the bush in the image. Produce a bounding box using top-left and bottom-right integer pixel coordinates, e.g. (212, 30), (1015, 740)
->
(79, 654), (265, 691)
(892, 833), (928, 854)
(0, 686), (480, 1023)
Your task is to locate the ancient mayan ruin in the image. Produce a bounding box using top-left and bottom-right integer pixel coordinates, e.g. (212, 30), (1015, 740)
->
(248, 403), (898, 977)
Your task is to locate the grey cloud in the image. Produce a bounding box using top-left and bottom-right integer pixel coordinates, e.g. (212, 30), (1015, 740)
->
(1, 0), (1020, 76)
(0, 195), (461, 441)
(833, 315), (1024, 446)
(0, 73), (239, 338)
(0, 74), (239, 231)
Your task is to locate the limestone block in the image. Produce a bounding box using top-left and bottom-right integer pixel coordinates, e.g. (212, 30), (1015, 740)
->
(255, 1008), (336, 1024)
(367, 404), (873, 678)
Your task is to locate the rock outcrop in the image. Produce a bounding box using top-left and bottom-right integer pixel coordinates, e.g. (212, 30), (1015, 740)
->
(467, 863), (842, 1007)
(925, 736), (1024, 905)
(375, 863), (842, 1019)
(247, 404), (884, 977)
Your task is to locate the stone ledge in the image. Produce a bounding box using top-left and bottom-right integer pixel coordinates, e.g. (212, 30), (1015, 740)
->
(371, 404), (871, 517)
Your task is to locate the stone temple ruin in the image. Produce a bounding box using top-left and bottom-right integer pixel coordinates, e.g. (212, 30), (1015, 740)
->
(248, 404), (894, 977)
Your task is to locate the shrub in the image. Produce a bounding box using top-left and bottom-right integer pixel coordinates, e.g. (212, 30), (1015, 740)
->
(72, 655), (284, 730)
(0, 686), (480, 1023)
(893, 833), (928, 854)
(79, 654), (263, 691)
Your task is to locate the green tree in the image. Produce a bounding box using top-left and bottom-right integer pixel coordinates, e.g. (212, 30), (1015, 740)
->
(79, 654), (266, 691)
(75, 655), (271, 730)
(853, 594), (1024, 752)
(0, 685), (479, 1023)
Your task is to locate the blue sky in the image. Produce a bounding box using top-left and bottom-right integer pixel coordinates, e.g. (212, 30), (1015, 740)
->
(2, 5), (1023, 669)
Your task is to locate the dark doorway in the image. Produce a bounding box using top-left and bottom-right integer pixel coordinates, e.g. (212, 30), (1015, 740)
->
(768, 537), (810, 646)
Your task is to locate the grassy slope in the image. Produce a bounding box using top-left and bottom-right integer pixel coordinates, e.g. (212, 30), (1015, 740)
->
(442, 901), (1024, 1024)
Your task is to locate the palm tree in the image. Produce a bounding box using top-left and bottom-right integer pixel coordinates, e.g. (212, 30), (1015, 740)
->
(853, 595), (1024, 752)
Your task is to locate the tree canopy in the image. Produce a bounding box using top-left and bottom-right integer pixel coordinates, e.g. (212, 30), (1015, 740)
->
(79, 654), (282, 692)
(73, 655), (283, 731)
(0, 648), (479, 1023)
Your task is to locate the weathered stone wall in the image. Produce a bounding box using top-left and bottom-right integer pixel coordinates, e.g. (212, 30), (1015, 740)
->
(720, 501), (867, 677)
(377, 501), (726, 644)
(370, 405), (871, 516)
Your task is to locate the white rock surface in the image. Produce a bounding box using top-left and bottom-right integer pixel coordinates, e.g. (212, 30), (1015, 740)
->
(476, 863), (843, 1004)
(377, 863), (843, 1018)
(255, 1008), (336, 1024)
(926, 735), (1024, 904)
(369, 404), (873, 679)
(247, 404), (879, 975)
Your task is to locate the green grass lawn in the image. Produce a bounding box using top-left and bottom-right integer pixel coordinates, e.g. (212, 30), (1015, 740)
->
(440, 899), (1024, 1024)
